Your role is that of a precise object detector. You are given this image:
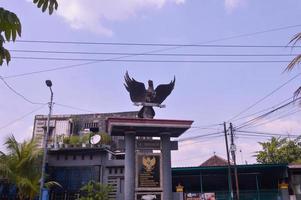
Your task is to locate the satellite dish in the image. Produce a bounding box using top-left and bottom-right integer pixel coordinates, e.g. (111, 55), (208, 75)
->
(90, 134), (101, 144)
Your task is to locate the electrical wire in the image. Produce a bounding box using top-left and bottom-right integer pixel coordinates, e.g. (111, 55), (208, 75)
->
(0, 105), (46, 131)
(0, 76), (46, 105)
(236, 130), (300, 138)
(178, 134), (224, 146)
(240, 108), (301, 130)
(14, 22), (301, 47)
(235, 97), (301, 130)
(10, 56), (293, 63)
(14, 42), (301, 48)
(55, 103), (95, 113)
(228, 72), (301, 122)
(4, 23), (301, 79)
(232, 96), (294, 122)
(178, 131), (224, 142)
(10, 50), (301, 57)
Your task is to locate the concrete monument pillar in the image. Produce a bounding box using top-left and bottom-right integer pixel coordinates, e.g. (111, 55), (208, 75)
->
(161, 133), (172, 200)
(124, 132), (135, 200)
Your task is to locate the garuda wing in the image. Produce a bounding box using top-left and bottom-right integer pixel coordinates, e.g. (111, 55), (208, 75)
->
(153, 77), (175, 104)
(124, 72), (146, 103)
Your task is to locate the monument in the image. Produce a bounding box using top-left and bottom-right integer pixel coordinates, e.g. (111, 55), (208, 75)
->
(106, 72), (193, 200)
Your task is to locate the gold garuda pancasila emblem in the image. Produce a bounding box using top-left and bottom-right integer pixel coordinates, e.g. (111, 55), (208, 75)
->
(142, 156), (156, 172)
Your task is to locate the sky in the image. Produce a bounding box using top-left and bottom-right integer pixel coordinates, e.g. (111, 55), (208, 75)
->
(1, 0), (301, 167)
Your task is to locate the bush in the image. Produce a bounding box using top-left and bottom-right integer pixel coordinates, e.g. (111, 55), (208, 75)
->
(69, 135), (80, 145)
(78, 181), (112, 200)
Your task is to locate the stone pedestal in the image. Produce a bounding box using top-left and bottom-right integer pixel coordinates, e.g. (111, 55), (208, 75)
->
(124, 133), (135, 200)
(161, 134), (172, 200)
(107, 118), (193, 200)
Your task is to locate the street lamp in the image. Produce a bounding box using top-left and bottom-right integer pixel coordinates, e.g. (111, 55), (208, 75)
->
(39, 80), (54, 200)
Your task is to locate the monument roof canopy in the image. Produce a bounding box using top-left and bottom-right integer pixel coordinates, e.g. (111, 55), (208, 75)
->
(106, 117), (193, 137)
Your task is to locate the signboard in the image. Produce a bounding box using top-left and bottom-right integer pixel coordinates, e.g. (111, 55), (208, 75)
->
(204, 193), (216, 200)
(136, 192), (162, 200)
(118, 140), (178, 150)
(137, 140), (161, 150)
(186, 193), (201, 200)
(185, 193), (216, 200)
(136, 153), (162, 190)
(137, 140), (178, 150)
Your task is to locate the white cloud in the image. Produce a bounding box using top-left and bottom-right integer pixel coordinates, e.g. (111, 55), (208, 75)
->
(172, 137), (227, 167)
(56, 0), (185, 36)
(257, 118), (301, 134)
(224, 0), (245, 13)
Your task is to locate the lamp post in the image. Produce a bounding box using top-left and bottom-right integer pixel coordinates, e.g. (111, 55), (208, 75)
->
(39, 80), (54, 200)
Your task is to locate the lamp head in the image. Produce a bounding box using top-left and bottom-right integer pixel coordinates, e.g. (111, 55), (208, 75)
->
(45, 80), (52, 87)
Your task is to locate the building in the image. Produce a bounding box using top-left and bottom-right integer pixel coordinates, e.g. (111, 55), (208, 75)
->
(32, 112), (301, 200)
(33, 111), (137, 199)
(33, 111), (138, 148)
(172, 155), (301, 200)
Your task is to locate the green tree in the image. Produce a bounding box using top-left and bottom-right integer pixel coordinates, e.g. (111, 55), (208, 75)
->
(78, 181), (112, 200)
(0, 0), (58, 65)
(0, 135), (59, 200)
(256, 136), (301, 164)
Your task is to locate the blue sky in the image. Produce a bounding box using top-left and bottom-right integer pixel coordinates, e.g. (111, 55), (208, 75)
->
(1, 0), (301, 166)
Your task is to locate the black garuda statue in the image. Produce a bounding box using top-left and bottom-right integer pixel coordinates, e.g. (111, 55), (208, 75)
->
(124, 72), (175, 119)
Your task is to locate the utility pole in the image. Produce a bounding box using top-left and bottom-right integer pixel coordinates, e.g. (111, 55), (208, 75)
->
(230, 123), (240, 200)
(224, 122), (233, 200)
(40, 80), (54, 200)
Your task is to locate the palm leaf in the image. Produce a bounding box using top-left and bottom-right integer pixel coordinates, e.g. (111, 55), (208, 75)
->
(45, 180), (62, 189)
(293, 86), (301, 99)
(286, 32), (301, 71)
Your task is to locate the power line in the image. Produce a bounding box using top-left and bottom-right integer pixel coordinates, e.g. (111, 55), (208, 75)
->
(55, 103), (95, 113)
(178, 131), (224, 142)
(0, 76), (46, 105)
(10, 56), (293, 63)
(178, 134), (224, 146)
(235, 97), (301, 130)
(236, 105), (298, 130)
(232, 96), (293, 122)
(240, 108), (301, 130)
(10, 49), (300, 57)
(15, 42), (301, 48)
(228, 72), (301, 122)
(236, 130), (300, 138)
(14, 22), (301, 47)
(3, 23), (301, 79)
(236, 133), (277, 139)
(0, 105), (46, 131)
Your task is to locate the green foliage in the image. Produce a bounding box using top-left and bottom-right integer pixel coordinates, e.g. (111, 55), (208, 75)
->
(69, 135), (81, 145)
(256, 137), (301, 164)
(32, 0), (58, 15)
(286, 32), (301, 98)
(0, 135), (60, 200)
(78, 181), (112, 200)
(63, 136), (70, 144)
(82, 133), (90, 144)
(0, 7), (21, 65)
(0, 1), (58, 65)
(99, 132), (111, 145)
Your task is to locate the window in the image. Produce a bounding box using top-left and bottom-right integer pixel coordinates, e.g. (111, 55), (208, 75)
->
(73, 155), (76, 160)
(64, 155), (68, 160)
(56, 154), (60, 160)
(81, 154), (85, 160)
(84, 122), (98, 129)
(109, 168), (112, 174)
(90, 154), (93, 160)
(115, 168), (118, 174)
